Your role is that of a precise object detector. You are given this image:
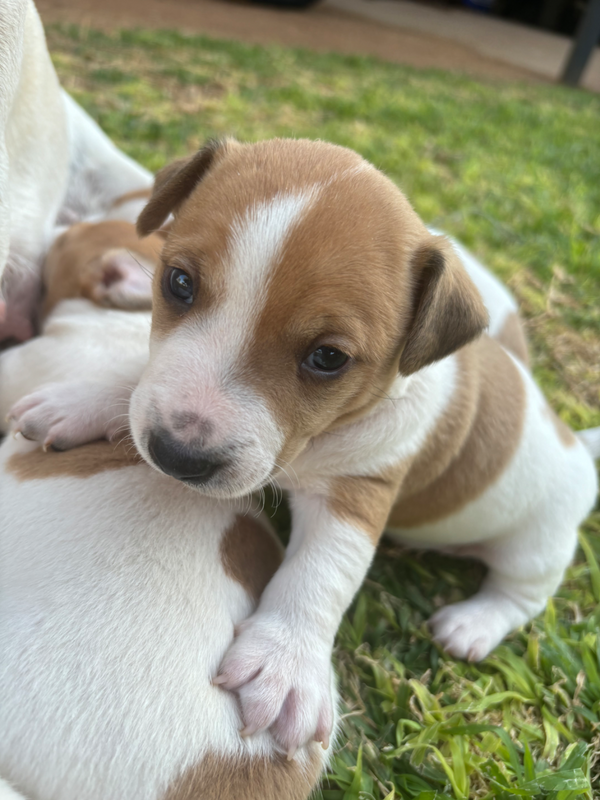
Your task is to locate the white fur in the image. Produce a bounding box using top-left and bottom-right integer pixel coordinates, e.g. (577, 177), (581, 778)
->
(0, 2), (151, 339)
(0, 299), (332, 798)
(578, 426), (600, 459)
(0, 778), (27, 800)
(59, 92), (151, 223)
(0, 299), (150, 444)
(218, 496), (374, 752)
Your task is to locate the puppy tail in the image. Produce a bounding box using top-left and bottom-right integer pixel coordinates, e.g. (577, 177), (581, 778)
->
(577, 426), (600, 459)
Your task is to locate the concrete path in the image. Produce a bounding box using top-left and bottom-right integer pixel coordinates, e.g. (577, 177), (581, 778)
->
(325, 0), (600, 91)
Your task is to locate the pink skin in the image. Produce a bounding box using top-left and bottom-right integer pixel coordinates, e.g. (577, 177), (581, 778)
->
(0, 269), (41, 343)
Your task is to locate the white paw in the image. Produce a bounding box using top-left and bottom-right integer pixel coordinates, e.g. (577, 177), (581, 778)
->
(429, 597), (514, 662)
(8, 382), (126, 451)
(214, 613), (334, 755)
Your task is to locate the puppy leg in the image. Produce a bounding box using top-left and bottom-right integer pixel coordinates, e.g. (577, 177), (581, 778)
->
(430, 519), (578, 661)
(8, 381), (133, 450)
(0, 778), (28, 800)
(216, 473), (400, 754)
(215, 495), (374, 754)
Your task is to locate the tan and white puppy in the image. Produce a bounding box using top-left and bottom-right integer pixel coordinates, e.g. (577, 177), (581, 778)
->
(10, 139), (599, 756)
(0, 220), (330, 800)
(0, 219), (164, 439)
(0, 0), (152, 343)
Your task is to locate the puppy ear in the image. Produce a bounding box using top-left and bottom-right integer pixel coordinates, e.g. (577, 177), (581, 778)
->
(91, 250), (155, 310)
(398, 236), (489, 376)
(137, 139), (233, 237)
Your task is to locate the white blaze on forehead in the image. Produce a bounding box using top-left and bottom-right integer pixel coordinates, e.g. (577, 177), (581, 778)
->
(222, 188), (320, 333)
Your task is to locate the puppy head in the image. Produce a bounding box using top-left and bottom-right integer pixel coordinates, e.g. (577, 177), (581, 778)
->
(42, 220), (164, 317)
(131, 138), (488, 497)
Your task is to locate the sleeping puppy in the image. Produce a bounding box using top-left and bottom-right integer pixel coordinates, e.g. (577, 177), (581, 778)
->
(0, 0), (152, 343)
(10, 139), (599, 757)
(0, 219), (164, 436)
(0, 219), (331, 800)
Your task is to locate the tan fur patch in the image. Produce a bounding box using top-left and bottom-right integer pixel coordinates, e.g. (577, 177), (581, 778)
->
(163, 750), (323, 800)
(6, 440), (142, 481)
(543, 405), (577, 448)
(220, 515), (283, 601)
(496, 311), (530, 366)
(389, 335), (526, 528)
(43, 220), (164, 317)
(329, 469), (408, 544)
(110, 187), (152, 210)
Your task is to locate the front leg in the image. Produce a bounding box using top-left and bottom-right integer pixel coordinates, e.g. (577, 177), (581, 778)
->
(215, 473), (400, 754)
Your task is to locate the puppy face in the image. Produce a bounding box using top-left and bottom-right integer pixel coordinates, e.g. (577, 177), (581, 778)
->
(130, 139), (487, 497)
(42, 220), (164, 316)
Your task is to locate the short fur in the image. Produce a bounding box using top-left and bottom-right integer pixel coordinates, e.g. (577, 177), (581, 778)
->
(0, 219), (331, 799)
(0, 0), (152, 343)
(12, 138), (598, 755)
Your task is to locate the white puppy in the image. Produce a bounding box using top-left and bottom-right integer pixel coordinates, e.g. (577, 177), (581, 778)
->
(0, 0), (152, 342)
(0, 220), (331, 800)
(10, 139), (599, 757)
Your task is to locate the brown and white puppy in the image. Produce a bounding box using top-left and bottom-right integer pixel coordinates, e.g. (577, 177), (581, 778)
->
(0, 219), (163, 440)
(10, 139), (599, 757)
(0, 219), (331, 800)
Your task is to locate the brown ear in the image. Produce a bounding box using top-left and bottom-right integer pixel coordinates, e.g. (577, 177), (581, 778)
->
(398, 237), (489, 376)
(137, 139), (232, 237)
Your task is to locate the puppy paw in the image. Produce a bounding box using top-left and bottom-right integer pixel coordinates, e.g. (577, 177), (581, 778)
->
(429, 598), (514, 662)
(214, 613), (334, 755)
(8, 382), (127, 451)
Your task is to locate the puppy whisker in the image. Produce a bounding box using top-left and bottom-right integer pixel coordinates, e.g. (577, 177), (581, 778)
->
(126, 249), (153, 278)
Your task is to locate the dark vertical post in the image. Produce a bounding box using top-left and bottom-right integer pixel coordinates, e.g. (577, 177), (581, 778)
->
(561, 0), (600, 86)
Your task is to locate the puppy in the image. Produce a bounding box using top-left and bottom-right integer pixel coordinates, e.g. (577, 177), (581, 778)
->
(0, 220), (330, 800)
(11, 139), (599, 756)
(0, 219), (163, 436)
(0, 0), (152, 343)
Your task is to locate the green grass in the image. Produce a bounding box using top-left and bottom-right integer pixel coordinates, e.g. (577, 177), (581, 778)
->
(48, 25), (600, 798)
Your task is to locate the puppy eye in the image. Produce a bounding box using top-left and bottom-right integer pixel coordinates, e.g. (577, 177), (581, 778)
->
(167, 268), (194, 304)
(305, 346), (349, 373)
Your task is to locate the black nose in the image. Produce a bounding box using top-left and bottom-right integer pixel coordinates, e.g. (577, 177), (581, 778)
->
(147, 428), (225, 485)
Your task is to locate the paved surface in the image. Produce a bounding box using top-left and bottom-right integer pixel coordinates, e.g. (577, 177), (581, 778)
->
(37, 0), (600, 91)
(37, 0), (544, 84)
(326, 0), (600, 91)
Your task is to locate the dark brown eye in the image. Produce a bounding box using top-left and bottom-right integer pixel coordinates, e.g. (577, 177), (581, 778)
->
(305, 346), (349, 373)
(167, 268), (193, 304)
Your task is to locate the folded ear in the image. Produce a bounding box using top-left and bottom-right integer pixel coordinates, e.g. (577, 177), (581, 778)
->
(137, 138), (234, 237)
(399, 236), (489, 376)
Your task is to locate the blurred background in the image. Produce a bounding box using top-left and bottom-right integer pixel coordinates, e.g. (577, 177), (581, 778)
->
(37, 0), (600, 91)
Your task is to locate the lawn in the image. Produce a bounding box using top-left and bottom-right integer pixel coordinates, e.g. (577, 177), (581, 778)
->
(48, 25), (600, 799)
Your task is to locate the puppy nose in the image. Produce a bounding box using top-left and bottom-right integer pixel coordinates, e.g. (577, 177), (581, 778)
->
(147, 429), (226, 485)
